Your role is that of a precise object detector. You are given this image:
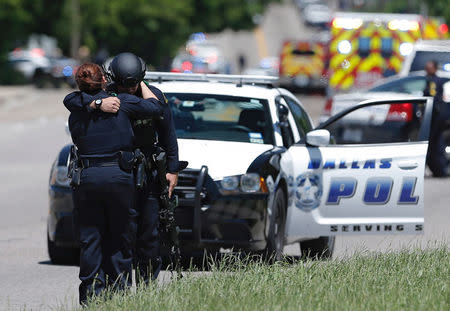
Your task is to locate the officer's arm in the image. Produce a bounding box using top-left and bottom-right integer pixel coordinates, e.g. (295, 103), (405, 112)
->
(64, 91), (120, 113)
(117, 93), (164, 118)
(63, 91), (95, 112)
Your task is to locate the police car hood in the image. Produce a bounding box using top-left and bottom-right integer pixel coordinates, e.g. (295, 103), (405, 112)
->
(178, 139), (274, 181)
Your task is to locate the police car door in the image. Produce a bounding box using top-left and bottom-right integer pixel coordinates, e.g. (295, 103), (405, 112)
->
(282, 98), (433, 240)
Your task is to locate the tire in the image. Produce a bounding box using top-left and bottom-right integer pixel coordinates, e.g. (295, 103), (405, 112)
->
(263, 188), (286, 262)
(47, 232), (79, 265)
(299, 236), (335, 260)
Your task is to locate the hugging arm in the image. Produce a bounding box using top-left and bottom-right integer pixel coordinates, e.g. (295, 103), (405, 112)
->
(63, 92), (95, 112)
(117, 93), (164, 118)
(63, 91), (120, 113)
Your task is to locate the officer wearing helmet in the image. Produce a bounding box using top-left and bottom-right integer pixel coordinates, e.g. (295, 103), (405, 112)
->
(65, 52), (184, 284)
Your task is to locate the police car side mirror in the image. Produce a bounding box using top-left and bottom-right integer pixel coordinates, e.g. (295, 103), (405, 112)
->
(306, 129), (330, 147)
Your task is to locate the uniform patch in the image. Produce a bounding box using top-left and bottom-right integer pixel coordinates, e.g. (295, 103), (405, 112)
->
(295, 173), (322, 212)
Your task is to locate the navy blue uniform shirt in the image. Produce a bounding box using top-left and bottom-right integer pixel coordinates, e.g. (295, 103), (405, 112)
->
(64, 90), (163, 156)
(65, 84), (181, 172)
(424, 75), (447, 118)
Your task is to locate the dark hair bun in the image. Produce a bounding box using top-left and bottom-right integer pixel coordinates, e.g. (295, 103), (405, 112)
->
(75, 63), (104, 92)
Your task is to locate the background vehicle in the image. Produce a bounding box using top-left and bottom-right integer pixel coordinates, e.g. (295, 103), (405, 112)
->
(48, 73), (432, 265)
(172, 36), (229, 74)
(328, 12), (448, 92)
(243, 57), (279, 76)
(279, 39), (329, 91)
(400, 40), (450, 76)
(303, 3), (332, 28)
(294, 0), (325, 12)
(8, 48), (50, 81)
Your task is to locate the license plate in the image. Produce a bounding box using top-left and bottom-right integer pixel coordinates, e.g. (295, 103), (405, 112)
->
(294, 75), (309, 87)
(342, 128), (363, 142)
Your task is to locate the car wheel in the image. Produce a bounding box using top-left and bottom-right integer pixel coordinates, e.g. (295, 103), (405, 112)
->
(47, 232), (79, 265)
(263, 188), (286, 262)
(299, 236), (335, 260)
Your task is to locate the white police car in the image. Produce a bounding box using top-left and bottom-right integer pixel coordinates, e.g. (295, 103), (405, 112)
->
(47, 72), (433, 263)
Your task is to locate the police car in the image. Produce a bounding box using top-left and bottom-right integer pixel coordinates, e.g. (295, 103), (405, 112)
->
(47, 72), (433, 264)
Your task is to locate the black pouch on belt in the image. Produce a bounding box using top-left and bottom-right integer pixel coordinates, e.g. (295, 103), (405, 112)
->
(118, 151), (135, 173)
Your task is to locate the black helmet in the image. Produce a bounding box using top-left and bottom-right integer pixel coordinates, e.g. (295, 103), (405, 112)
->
(108, 52), (146, 87)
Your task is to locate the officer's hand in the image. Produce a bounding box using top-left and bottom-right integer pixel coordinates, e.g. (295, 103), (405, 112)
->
(101, 97), (121, 113)
(166, 172), (178, 198)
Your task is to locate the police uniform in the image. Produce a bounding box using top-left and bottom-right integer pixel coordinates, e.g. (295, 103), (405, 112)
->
(65, 82), (184, 284)
(64, 90), (163, 304)
(424, 74), (448, 176)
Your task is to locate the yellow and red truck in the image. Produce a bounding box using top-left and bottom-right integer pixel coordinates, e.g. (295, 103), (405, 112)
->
(279, 39), (329, 91)
(327, 12), (448, 92)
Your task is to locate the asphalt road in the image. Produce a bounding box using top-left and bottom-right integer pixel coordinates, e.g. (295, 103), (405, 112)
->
(0, 86), (448, 310)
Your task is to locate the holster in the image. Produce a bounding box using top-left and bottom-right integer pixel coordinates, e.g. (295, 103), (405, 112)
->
(68, 146), (81, 188)
(134, 149), (149, 189)
(118, 151), (136, 173)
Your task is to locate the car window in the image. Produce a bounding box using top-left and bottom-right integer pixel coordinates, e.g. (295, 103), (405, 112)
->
(166, 93), (274, 145)
(369, 76), (426, 94)
(410, 51), (450, 72)
(283, 96), (313, 139)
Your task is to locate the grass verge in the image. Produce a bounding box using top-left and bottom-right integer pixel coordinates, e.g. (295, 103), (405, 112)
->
(79, 247), (449, 311)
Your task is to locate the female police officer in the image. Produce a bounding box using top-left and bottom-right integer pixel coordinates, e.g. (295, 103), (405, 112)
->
(65, 63), (164, 305)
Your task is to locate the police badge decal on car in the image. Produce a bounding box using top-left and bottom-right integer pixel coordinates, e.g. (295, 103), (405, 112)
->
(295, 173), (322, 212)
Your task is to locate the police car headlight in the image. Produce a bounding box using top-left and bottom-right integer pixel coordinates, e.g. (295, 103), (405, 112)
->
(219, 173), (266, 194)
(221, 176), (240, 191)
(240, 173), (261, 193)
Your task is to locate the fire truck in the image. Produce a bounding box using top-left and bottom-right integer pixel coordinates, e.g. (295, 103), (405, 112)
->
(327, 12), (449, 92)
(279, 38), (329, 91)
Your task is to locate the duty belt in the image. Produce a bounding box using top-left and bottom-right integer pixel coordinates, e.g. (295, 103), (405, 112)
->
(81, 156), (119, 168)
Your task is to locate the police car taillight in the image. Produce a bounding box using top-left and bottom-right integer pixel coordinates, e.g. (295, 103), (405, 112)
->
(323, 98), (333, 116)
(386, 103), (413, 122)
(439, 24), (449, 34)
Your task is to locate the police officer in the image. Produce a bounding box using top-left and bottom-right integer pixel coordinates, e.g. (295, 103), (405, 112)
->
(64, 63), (164, 305)
(107, 53), (185, 283)
(65, 53), (184, 284)
(424, 60), (448, 177)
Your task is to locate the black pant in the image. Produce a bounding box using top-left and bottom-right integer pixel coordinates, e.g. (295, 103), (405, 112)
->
(73, 168), (135, 305)
(427, 119), (448, 177)
(135, 169), (162, 284)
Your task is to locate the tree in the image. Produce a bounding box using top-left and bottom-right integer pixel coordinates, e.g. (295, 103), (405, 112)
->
(0, 0), (280, 76)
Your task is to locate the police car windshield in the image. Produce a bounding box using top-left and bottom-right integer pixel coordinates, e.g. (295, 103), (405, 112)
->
(166, 93), (274, 145)
(410, 51), (450, 72)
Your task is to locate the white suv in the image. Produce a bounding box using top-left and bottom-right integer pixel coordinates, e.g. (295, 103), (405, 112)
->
(400, 40), (450, 76)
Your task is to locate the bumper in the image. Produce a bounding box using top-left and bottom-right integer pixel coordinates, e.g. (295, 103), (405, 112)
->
(48, 185), (78, 248)
(175, 166), (269, 252)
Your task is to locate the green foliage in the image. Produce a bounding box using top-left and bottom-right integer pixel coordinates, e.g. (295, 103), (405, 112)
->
(74, 247), (449, 311)
(0, 0), (279, 69)
(425, 0), (450, 27)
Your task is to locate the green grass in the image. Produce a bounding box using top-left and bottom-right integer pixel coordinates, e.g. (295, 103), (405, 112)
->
(79, 247), (449, 311)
